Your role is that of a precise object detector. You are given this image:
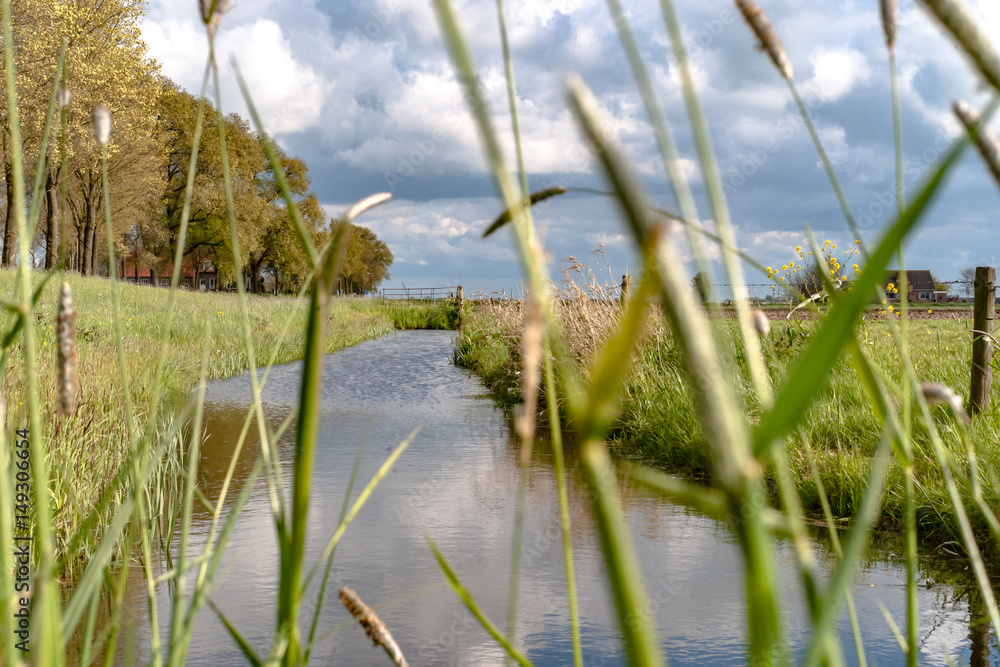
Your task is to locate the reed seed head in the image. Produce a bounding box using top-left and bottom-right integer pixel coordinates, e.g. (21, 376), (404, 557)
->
(919, 382), (970, 423)
(56, 88), (72, 110)
(56, 282), (78, 417)
(881, 0), (898, 50)
(339, 586), (408, 667)
(953, 100), (1000, 189)
(917, 0), (1000, 92)
(200, 0), (231, 31)
(735, 0), (793, 80)
(92, 104), (111, 147)
(750, 309), (770, 337)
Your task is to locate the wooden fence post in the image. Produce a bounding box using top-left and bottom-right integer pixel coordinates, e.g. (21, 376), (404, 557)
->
(457, 285), (464, 329)
(970, 266), (995, 416)
(620, 274), (631, 307)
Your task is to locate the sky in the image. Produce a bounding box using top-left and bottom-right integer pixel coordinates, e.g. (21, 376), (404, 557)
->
(140, 0), (1000, 298)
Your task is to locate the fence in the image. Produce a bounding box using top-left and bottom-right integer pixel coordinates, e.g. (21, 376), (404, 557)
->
(381, 286), (458, 301)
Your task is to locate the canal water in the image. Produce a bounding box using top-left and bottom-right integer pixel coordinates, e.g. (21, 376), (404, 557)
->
(120, 329), (997, 665)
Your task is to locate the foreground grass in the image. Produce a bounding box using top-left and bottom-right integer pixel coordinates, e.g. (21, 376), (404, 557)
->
(455, 297), (1000, 549)
(1, 268), (455, 569)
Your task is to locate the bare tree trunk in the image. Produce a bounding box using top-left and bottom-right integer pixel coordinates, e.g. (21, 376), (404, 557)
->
(82, 199), (94, 276)
(2, 158), (15, 267)
(44, 170), (58, 270)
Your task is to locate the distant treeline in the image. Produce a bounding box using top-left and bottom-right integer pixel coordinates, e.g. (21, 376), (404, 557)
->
(0, 0), (391, 294)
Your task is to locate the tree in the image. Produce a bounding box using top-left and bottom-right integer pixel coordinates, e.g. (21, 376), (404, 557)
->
(2, 0), (162, 273)
(691, 270), (709, 304)
(960, 267), (976, 298)
(340, 225), (393, 295)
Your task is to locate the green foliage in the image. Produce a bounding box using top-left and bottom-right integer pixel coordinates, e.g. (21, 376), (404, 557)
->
(339, 224), (394, 295)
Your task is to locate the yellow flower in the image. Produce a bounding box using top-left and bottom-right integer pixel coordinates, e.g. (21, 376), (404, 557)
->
(855, 239), (861, 244)
(852, 264), (859, 271)
(796, 246), (802, 253)
(927, 309), (932, 314)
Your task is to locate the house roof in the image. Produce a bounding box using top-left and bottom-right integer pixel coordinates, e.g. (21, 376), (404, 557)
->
(884, 270), (937, 292)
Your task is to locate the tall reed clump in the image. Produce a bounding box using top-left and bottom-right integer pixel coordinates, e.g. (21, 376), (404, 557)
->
(437, 0), (1000, 664)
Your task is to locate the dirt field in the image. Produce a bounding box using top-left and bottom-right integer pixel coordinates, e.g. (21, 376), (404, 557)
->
(720, 306), (974, 321)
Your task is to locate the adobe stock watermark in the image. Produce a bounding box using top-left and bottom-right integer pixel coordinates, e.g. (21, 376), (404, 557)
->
(339, 0), (402, 58)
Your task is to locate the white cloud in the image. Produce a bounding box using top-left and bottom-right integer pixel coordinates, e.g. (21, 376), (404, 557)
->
(142, 11), (326, 134)
(800, 48), (871, 104)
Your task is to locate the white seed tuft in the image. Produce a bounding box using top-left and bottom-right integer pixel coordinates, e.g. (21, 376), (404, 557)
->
(56, 88), (72, 110)
(920, 382), (970, 423)
(750, 309), (770, 337)
(93, 104), (111, 147)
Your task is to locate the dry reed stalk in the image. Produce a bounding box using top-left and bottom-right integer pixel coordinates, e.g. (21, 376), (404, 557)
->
(881, 0), (898, 50)
(338, 586), (408, 666)
(735, 0), (793, 80)
(953, 100), (1000, 188)
(56, 282), (77, 416)
(516, 291), (544, 466)
(917, 0), (1000, 91)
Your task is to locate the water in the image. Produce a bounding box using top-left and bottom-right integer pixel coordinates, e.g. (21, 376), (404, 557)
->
(120, 329), (998, 665)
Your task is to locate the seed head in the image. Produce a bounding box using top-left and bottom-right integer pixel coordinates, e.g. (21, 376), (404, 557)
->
(750, 309), (770, 337)
(56, 282), (78, 417)
(200, 0), (231, 31)
(93, 104), (111, 147)
(953, 100), (1000, 190)
(917, 0), (1000, 92)
(56, 88), (72, 110)
(339, 587), (408, 667)
(881, 0), (898, 50)
(920, 382), (970, 423)
(735, 0), (793, 80)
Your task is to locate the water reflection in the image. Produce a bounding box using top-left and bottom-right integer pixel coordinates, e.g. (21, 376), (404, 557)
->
(112, 330), (997, 665)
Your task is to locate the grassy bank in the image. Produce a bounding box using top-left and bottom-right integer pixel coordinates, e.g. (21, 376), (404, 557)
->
(1, 268), (456, 568)
(455, 296), (1000, 547)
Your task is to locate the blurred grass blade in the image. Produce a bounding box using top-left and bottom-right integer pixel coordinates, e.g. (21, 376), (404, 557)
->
(302, 428), (419, 592)
(483, 187), (567, 237)
(580, 267), (659, 436)
(580, 440), (665, 666)
(428, 537), (535, 667)
(207, 597), (264, 666)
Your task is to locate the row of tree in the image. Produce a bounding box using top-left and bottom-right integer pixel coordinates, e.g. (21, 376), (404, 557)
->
(1, 0), (392, 295)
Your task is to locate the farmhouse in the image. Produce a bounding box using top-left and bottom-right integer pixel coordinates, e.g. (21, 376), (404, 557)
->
(883, 270), (948, 303)
(118, 256), (218, 292)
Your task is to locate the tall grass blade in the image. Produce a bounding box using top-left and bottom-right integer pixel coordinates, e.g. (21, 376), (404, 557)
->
(428, 537), (535, 667)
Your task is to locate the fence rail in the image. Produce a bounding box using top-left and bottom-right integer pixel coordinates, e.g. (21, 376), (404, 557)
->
(381, 286), (458, 301)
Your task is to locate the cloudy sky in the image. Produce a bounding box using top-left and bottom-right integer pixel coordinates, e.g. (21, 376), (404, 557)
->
(141, 0), (1000, 297)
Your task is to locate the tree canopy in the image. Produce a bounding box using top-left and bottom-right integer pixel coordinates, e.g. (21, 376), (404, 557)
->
(0, 1), (394, 294)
